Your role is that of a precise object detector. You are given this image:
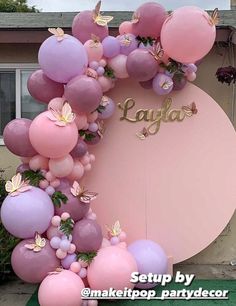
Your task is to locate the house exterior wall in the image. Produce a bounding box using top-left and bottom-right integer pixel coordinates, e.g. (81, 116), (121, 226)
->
(0, 42), (236, 265)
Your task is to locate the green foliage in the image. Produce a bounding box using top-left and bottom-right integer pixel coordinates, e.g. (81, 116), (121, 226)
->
(104, 65), (116, 79)
(60, 218), (74, 238)
(96, 104), (106, 114)
(0, 169), (7, 204)
(22, 169), (45, 187)
(77, 251), (97, 265)
(51, 191), (68, 208)
(79, 130), (96, 142)
(0, 0), (39, 12)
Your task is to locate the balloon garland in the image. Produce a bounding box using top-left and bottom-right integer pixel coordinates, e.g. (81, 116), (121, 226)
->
(1, 2), (218, 305)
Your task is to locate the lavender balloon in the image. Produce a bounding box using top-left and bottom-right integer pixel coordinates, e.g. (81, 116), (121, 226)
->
(72, 219), (103, 252)
(1, 187), (54, 239)
(38, 34), (88, 84)
(97, 97), (115, 119)
(61, 253), (77, 269)
(102, 36), (120, 58)
(16, 164), (30, 174)
(70, 139), (88, 158)
(118, 34), (138, 56)
(64, 75), (103, 114)
(152, 73), (173, 95)
(56, 178), (71, 191)
(128, 240), (168, 289)
(127, 49), (159, 82)
(3, 119), (37, 157)
(11, 239), (60, 283)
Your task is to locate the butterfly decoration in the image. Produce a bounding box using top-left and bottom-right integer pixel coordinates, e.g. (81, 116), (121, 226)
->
(47, 102), (75, 127)
(92, 1), (113, 27)
(5, 173), (31, 197)
(100, 96), (110, 107)
(149, 42), (164, 61)
(182, 102), (198, 117)
(86, 68), (98, 79)
(25, 233), (46, 252)
(89, 34), (101, 48)
(97, 120), (105, 138)
(160, 78), (173, 90)
(131, 11), (140, 24)
(106, 220), (122, 237)
(120, 35), (132, 47)
(48, 268), (63, 275)
(48, 27), (66, 41)
(206, 8), (219, 26)
(136, 127), (149, 140)
(70, 181), (98, 204)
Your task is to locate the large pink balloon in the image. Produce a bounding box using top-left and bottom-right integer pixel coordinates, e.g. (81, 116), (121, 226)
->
(29, 111), (78, 159)
(132, 2), (166, 38)
(87, 245), (137, 290)
(11, 239), (60, 283)
(72, 10), (109, 44)
(64, 75), (103, 114)
(38, 34), (88, 84)
(38, 270), (84, 306)
(27, 70), (64, 104)
(108, 54), (129, 79)
(161, 6), (216, 63)
(49, 155), (74, 178)
(3, 119), (37, 157)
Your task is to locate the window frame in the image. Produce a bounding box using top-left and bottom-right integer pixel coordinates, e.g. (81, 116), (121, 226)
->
(0, 63), (39, 145)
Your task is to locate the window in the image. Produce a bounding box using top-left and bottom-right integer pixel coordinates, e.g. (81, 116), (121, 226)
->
(0, 64), (46, 145)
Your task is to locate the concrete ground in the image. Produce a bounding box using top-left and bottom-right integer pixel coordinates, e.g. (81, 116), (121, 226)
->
(0, 265), (236, 306)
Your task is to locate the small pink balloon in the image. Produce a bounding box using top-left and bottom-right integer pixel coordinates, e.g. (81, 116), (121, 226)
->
(48, 97), (65, 111)
(119, 231), (127, 242)
(119, 21), (133, 35)
(39, 179), (49, 189)
(78, 259), (88, 268)
(20, 156), (31, 163)
(108, 54), (129, 79)
(84, 164), (92, 172)
(68, 243), (76, 254)
(98, 76), (112, 93)
(87, 111), (98, 123)
(84, 39), (103, 62)
(45, 171), (56, 182)
(47, 225), (61, 240)
(61, 212), (70, 221)
(70, 262), (81, 273)
(67, 160), (85, 181)
(50, 179), (61, 188)
(51, 216), (61, 227)
(101, 238), (111, 248)
(80, 155), (90, 166)
(79, 267), (87, 279)
(99, 59), (107, 67)
(90, 154), (95, 162)
(74, 114), (88, 130)
(29, 155), (49, 171)
(49, 155), (74, 178)
(187, 71), (197, 82)
(56, 249), (67, 259)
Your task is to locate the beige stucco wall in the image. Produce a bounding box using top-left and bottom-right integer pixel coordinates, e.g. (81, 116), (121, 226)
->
(0, 42), (236, 264)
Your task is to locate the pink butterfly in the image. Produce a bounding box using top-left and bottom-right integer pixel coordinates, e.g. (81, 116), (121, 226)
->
(47, 102), (75, 126)
(71, 181), (98, 204)
(5, 173), (31, 197)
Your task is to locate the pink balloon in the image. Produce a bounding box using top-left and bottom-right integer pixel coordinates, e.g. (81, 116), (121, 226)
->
(27, 69), (64, 104)
(119, 21), (133, 35)
(49, 155), (74, 178)
(11, 239), (60, 283)
(84, 39), (103, 62)
(74, 114), (88, 130)
(98, 76), (112, 92)
(29, 111), (78, 159)
(29, 155), (49, 171)
(187, 72), (197, 82)
(108, 54), (129, 79)
(67, 160), (84, 182)
(161, 6), (216, 63)
(87, 246), (137, 290)
(38, 270), (84, 306)
(72, 10), (109, 44)
(47, 225), (61, 240)
(132, 2), (166, 38)
(48, 97), (65, 111)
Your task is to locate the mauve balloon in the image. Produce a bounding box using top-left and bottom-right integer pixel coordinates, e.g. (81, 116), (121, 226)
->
(64, 75), (103, 114)
(55, 187), (90, 222)
(139, 79), (154, 90)
(11, 239), (60, 283)
(173, 75), (187, 91)
(127, 49), (159, 82)
(72, 10), (109, 44)
(70, 139), (88, 158)
(56, 178), (71, 191)
(84, 132), (101, 146)
(3, 119), (37, 157)
(72, 219), (103, 252)
(16, 164), (30, 174)
(61, 253), (77, 269)
(27, 69), (64, 104)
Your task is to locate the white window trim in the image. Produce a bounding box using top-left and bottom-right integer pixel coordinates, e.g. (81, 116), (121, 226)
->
(0, 63), (39, 145)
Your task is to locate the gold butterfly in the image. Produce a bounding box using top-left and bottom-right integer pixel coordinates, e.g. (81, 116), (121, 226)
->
(25, 233), (46, 252)
(161, 79), (173, 90)
(120, 35), (132, 47)
(149, 42), (164, 61)
(48, 27), (66, 41)
(136, 127), (149, 140)
(5, 173), (31, 197)
(47, 102), (75, 126)
(71, 181), (98, 204)
(92, 1), (113, 27)
(101, 96), (110, 107)
(207, 8), (219, 26)
(97, 120), (105, 138)
(131, 12), (140, 24)
(48, 268), (63, 275)
(182, 102), (198, 117)
(106, 221), (122, 237)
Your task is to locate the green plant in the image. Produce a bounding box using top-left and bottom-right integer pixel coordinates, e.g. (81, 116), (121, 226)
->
(77, 251), (97, 265)
(51, 191), (68, 208)
(22, 169), (45, 187)
(60, 218), (74, 238)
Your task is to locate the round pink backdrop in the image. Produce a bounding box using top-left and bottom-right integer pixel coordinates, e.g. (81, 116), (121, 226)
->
(83, 80), (236, 263)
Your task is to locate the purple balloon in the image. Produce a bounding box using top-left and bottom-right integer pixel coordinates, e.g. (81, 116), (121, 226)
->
(139, 79), (153, 90)
(64, 75), (103, 114)
(1, 187), (54, 239)
(11, 239), (60, 283)
(72, 10), (109, 44)
(16, 164), (30, 174)
(118, 34), (138, 56)
(152, 73), (173, 95)
(128, 240), (168, 289)
(72, 219), (103, 252)
(127, 49), (159, 82)
(27, 69), (64, 103)
(173, 75), (187, 91)
(97, 97), (115, 119)
(70, 139), (88, 158)
(186, 63), (198, 73)
(55, 186), (90, 222)
(3, 119), (37, 157)
(61, 253), (77, 269)
(38, 34), (88, 84)
(102, 36), (121, 59)
(56, 178), (71, 191)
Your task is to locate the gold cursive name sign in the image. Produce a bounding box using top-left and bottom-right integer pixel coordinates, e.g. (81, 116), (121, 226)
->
(118, 98), (197, 140)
